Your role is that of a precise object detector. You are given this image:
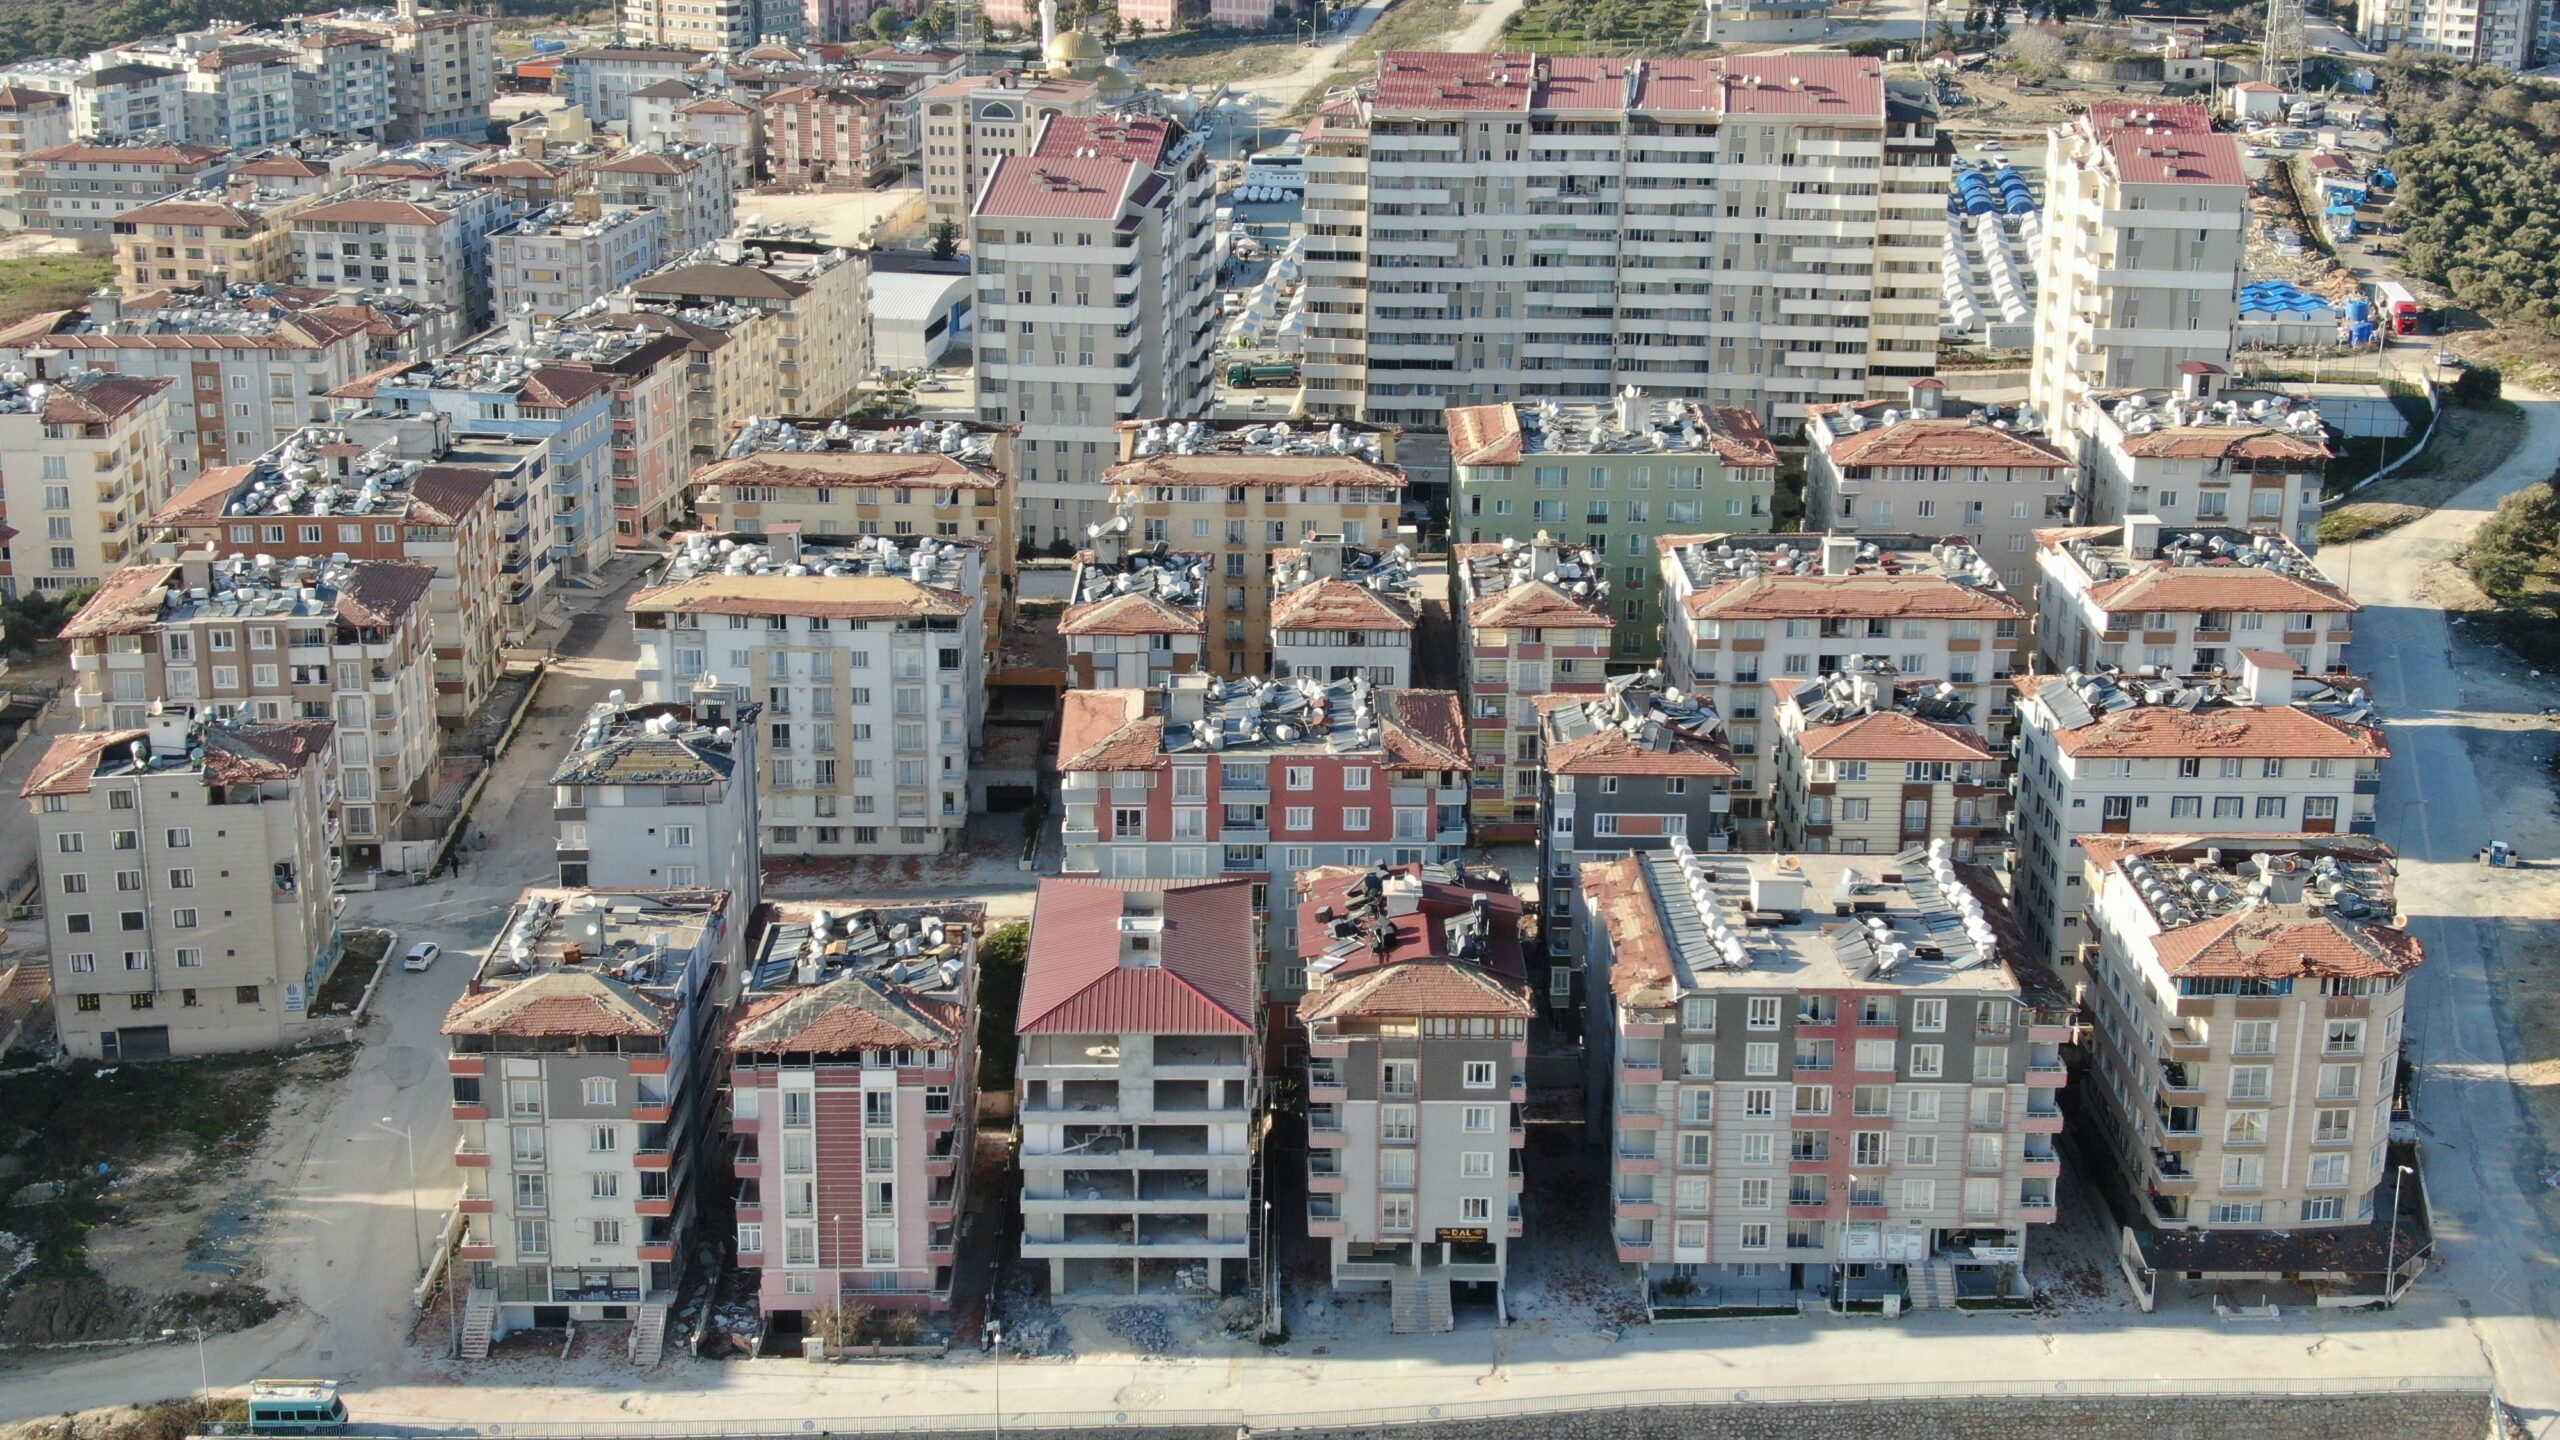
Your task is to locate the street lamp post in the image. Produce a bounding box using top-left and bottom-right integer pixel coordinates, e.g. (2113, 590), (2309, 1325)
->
(2382, 1162), (2416, 1306)
(375, 1117), (423, 1280)
(160, 1325), (208, 1402)
(987, 1319), (1006, 1440)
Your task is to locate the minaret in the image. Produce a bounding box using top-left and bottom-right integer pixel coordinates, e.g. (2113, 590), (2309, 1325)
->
(1039, 0), (1058, 53)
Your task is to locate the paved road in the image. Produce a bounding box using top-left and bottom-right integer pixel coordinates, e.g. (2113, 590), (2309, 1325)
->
(2323, 389), (2560, 1437)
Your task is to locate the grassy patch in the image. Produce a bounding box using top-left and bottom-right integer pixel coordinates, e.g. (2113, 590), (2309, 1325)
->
(974, 922), (1029, 1092)
(0, 253), (113, 328)
(1502, 0), (1697, 52)
(2318, 503), (2425, 545)
(1284, 0), (1469, 120)
(311, 928), (390, 1016)
(2338, 397), (2524, 511)
(1129, 33), (1311, 87)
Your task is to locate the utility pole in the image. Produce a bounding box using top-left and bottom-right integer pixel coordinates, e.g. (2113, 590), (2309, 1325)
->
(2262, 0), (2305, 95)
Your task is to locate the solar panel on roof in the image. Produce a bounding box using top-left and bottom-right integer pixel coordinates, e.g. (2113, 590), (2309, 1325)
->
(2039, 681), (2094, 729)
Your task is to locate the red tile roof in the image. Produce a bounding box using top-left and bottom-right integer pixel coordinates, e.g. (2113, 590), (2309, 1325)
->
(1466, 574), (1614, 629)
(1581, 856), (1676, 1009)
(1294, 864), (1526, 981)
(1794, 709), (1997, 762)
(1683, 574), (2024, 621)
(1534, 694), (1739, 778)
(1383, 690), (1470, 769)
(2113, 425), (2329, 462)
(1818, 416), (2070, 470)
(2080, 563), (2357, 615)
(1299, 959), (1533, 1024)
(1104, 452), (1405, 490)
(26, 143), (226, 166)
(729, 974), (964, 1052)
(43, 373), (170, 425)
(21, 730), (145, 798)
(2098, 127), (2246, 186)
(2039, 698), (2389, 760)
(1055, 690), (1158, 769)
(1444, 403), (1523, 466)
(2148, 905), (2421, 981)
(444, 970), (676, 1038)
(695, 450), (1003, 490)
(1034, 114), (1181, 167)
(974, 154), (1135, 221)
(1372, 52), (1884, 119)
(1270, 578), (1416, 632)
(1016, 878), (1257, 1035)
(628, 574), (972, 622)
(1059, 591), (1203, 637)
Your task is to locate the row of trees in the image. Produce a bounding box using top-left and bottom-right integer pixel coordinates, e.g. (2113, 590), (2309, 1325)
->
(2381, 62), (2560, 335)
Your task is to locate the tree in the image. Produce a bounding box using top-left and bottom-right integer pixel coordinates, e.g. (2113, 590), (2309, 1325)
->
(869, 5), (904, 40)
(928, 219), (962, 260)
(1129, 16), (1146, 38)
(975, 922), (1030, 1089)
(1965, 6), (1986, 31)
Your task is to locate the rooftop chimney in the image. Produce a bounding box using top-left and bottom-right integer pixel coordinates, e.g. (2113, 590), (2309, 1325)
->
(765, 527), (801, 566)
(1909, 377), (1943, 417)
(1163, 672), (1212, 728)
(1530, 530), (1561, 578)
(2238, 649), (2296, 706)
(1751, 858), (1808, 916)
(145, 702), (196, 758)
(1616, 382), (1645, 434)
(2123, 512), (2163, 558)
(1302, 533), (1349, 580)
(1821, 533), (1860, 578)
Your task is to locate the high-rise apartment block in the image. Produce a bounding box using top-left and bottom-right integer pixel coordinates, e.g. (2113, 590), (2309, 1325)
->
(1298, 864), (1532, 1330)
(618, 0), (804, 54)
(2029, 105), (2246, 427)
(1298, 53), (1946, 436)
(1448, 394), (1779, 667)
(318, 6), (497, 143)
(2076, 835), (2423, 1305)
(971, 115), (1217, 533)
(24, 709), (343, 1061)
(2010, 654), (2387, 965)
(1580, 840), (2069, 1305)
(629, 234), (870, 423)
(2356, 0), (2535, 68)
(1016, 876), (1259, 1299)
(589, 143), (737, 258)
(916, 72), (1097, 229)
(290, 180), (516, 328)
(629, 530), (989, 857)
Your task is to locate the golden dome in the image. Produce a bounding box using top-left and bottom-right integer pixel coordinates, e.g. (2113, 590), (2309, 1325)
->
(1045, 27), (1106, 67)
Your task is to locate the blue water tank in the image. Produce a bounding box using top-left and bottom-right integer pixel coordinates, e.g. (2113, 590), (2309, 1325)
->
(2351, 321), (2377, 346)
(2347, 299), (2371, 322)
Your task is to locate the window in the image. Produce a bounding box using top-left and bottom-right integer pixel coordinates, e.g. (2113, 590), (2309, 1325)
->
(2314, 1107), (2355, 1144)
(737, 1223), (764, 1255)
(590, 1124), (620, 1153)
(1908, 1045), (1944, 1078)
(2229, 1066), (2272, 1101)
(2220, 1155), (2265, 1190)
(583, 1077), (616, 1107)
(2225, 1110), (2267, 1145)
(516, 1219), (550, 1257)
(1461, 1105), (1496, 1133)
(1739, 1222), (1771, 1251)
(1463, 1060), (1498, 1089)
(1902, 1178), (1938, 1211)
(1910, 999), (1946, 1032)
(1743, 1088), (1775, 1119)
(1747, 996), (1781, 1030)
(1461, 1151), (1493, 1178)
(1380, 1196), (1415, 1234)
(1739, 1178), (1773, 1209)
(1681, 996), (1717, 1030)
(592, 1172), (621, 1200)
(2233, 1020), (2276, 1056)
(1905, 1134), (1938, 1167)
(1793, 1085), (1831, 1116)
(1678, 1132), (1714, 1168)
(1741, 1133), (1774, 1166)
(1460, 1195), (1492, 1222)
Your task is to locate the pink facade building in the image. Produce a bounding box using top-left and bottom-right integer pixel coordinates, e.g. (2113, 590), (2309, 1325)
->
(1454, 535), (1616, 843)
(760, 82), (897, 188)
(727, 902), (980, 1321)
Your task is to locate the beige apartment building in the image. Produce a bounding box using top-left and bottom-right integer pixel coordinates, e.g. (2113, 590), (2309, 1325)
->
(0, 370), (174, 596)
(1297, 53), (1947, 436)
(0, 87), (73, 222)
(321, 6), (498, 144)
(692, 415), (1018, 627)
(1104, 421), (1408, 677)
(629, 234), (870, 423)
(61, 553), (443, 871)
(972, 115), (1218, 542)
(1060, 516), (1207, 690)
(110, 188), (315, 295)
(1769, 666), (2004, 859)
(1656, 532), (2026, 813)
(2011, 653), (2386, 966)
(916, 72), (1097, 230)
(1803, 384), (2074, 595)
(584, 295), (779, 471)
(1453, 536), (1613, 842)
(1269, 535), (1419, 688)
(2034, 517), (2358, 680)
(2029, 104), (2247, 428)
(2071, 373), (2332, 553)
(24, 709), (343, 1060)
(2077, 834), (2423, 1305)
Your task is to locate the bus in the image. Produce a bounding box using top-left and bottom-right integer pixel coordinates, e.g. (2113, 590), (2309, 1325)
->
(247, 1380), (346, 1435)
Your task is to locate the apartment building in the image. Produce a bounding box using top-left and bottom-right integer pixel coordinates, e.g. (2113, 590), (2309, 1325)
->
(728, 901), (978, 1319)
(146, 423), (507, 720)
(0, 370), (174, 595)
(675, 95), (759, 188)
(1453, 535), (1614, 842)
(1803, 385), (2074, 595)
(1055, 672), (1473, 888)
(1769, 666), (2003, 859)
(1694, 0), (1837, 41)
(1656, 533), (2027, 798)
(692, 415), (1018, 623)
(2029, 105), (2247, 427)
(1016, 875), (1260, 1300)
(1535, 679), (1738, 1011)
(473, 322), (692, 544)
(61, 552), (441, 869)
(1296, 53), (1947, 436)
(334, 346), (615, 589)
(279, 27), (397, 137)
(0, 88), (74, 219)
(290, 180), (517, 328)
(24, 708), (343, 1061)
(492, 200), (665, 324)
(619, 0), (804, 54)
(628, 530), (989, 858)
(1270, 535), (1419, 687)
(320, 6), (497, 143)
(629, 235), (870, 421)
(2071, 375), (2331, 552)
(228, 140), (384, 200)
(2035, 517), (2358, 679)
(0, 289), (393, 478)
(2357, 0), (2533, 68)
(444, 887), (737, 1359)
(1060, 528), (1208, 690)
(557, 48), (703, 127)
(109, 188), (314, 294)
(553, 698), (761, 905)
(105, 39), (300, 151)
(22, 142), (232, 249)
(0, 60), (179, 141)
(586, 297), (779, 471)
(1580, 840), (2070, 1304)
(2079, 833), (2424, 1305)
(761, 81), (899, 188)
(1298, 864), (1533, 1330)
(971, 114), (1218, 517)
(590, 144), (736, 257)
(1102, 421), (1408, 671)
(915, 72), (1097, 229)
(1448, 394), (1780, 667)
(2012, 653), (2387, 966)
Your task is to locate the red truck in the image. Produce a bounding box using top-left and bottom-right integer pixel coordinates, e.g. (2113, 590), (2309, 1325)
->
(2372, 280), (2425, 335)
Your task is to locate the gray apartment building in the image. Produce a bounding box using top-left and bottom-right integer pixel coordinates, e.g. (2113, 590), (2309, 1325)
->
(552, 697), (760, 916)
(1536, 677), (1739, 1016)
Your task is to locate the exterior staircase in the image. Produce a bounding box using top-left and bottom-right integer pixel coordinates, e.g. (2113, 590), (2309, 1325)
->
(1910, 1261), (1960, 1311)
(459, 1288), (498, 1361)
(1389, 1265), (1455, 1334)
(631, 1301), (669, 1367)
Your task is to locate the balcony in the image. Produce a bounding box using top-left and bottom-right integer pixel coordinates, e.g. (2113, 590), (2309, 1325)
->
(2023, 1104), (2063, 1133)
(1306, 1062), (1345, 1104)
(2149, 1150), (2198, 1192)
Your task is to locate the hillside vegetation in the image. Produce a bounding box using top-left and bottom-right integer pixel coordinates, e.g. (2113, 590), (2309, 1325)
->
(2382, 62), (2560, 334)
(0, 0), (591, 68)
